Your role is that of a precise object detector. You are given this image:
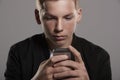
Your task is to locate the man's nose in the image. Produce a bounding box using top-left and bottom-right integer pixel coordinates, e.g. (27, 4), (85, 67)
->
(54, 19), (63, 33)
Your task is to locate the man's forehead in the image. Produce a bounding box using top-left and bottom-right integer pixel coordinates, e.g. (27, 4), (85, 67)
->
(37, 0), (78, 10)
(42, 1), (76, 14)
(40, 0), (75, 4)
(43, 0), (75, 8)
(41, 0), (74, 1)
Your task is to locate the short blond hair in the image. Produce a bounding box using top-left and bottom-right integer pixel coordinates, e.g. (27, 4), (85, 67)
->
(36, 0), (80, 10)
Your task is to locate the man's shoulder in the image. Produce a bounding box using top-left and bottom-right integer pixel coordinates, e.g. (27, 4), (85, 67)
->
(74, 35), (109, 57)
(10, 33), (44, 50)
(74, 35), (99, 48)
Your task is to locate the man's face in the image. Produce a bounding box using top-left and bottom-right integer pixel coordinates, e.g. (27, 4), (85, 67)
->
(39, 0), (82, 48)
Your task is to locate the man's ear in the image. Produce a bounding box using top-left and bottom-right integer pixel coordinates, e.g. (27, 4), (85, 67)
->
(76, 8), (82, 23)
(34, 9), (41, 24)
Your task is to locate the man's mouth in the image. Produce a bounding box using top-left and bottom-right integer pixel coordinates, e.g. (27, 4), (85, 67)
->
(53, 35), (66, 41)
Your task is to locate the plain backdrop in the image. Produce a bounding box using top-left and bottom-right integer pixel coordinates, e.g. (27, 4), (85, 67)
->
(0, 0), (120, 80)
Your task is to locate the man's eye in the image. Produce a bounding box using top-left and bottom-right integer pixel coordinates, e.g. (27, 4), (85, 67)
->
(45, 17), (53, 20)
(43, 16), (55, 20)
(65, 16), (73, 20)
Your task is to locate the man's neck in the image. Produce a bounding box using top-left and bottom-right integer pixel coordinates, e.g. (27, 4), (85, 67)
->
(46, 37), (73, 50)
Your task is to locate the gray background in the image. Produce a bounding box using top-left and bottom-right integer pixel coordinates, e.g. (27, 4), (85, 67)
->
(0, 0), (120, 80)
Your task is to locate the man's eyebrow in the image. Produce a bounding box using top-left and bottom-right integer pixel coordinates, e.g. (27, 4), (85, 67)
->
(63, 13), (74, 17)
(44, 13), (56, 17)
(44, 13), (74, 17)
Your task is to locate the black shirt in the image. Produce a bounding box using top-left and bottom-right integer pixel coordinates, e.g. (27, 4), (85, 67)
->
(5, 33), (112, 80)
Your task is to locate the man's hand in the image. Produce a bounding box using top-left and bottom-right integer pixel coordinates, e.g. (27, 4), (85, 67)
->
(31, 54), (70, 80)
(31, 59), (54, 80)
(52, 46), (90, 80)
(31, 46), (89, 80)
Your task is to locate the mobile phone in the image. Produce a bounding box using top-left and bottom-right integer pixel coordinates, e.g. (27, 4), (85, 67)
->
(53, 48), (72, 60)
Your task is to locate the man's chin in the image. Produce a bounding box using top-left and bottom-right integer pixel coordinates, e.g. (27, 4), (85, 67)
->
(55, 41), (69, 48)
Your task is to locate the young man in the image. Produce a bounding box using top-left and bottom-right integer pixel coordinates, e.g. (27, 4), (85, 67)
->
(5, 0), (112, 80)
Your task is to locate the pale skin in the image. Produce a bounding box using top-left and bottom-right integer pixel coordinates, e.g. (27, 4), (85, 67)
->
(32, 0), (90, 80)
(32, 46), (89, 80)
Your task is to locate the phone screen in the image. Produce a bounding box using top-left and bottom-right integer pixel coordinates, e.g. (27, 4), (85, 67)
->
(53, 48), (71, 60)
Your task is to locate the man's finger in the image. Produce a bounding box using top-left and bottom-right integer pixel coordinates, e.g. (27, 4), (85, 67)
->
(51, 55), (69, 64)
(68, 46), (83, 62)
(39, 59), (52, 70)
